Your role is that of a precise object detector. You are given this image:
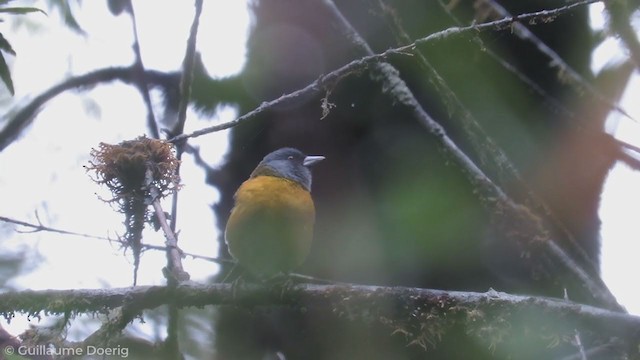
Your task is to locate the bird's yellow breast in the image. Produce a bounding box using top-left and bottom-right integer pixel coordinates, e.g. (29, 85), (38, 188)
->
(225, 175), (316, 276)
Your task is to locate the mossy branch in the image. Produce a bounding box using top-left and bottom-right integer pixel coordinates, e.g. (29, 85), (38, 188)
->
(0, 283), (637, 354)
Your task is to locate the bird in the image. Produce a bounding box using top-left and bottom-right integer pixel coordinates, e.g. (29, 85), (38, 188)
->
(225, 147), (324, 277)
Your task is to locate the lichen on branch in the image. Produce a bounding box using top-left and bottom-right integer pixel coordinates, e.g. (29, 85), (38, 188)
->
(86, 136), (181, 285)
(87, 136), (180, 200)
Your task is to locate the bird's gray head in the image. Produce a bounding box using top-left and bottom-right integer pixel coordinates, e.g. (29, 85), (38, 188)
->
(250, 148), (324, 191)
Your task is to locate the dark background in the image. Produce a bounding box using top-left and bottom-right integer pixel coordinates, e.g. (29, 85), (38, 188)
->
(181, 0), (640, 359)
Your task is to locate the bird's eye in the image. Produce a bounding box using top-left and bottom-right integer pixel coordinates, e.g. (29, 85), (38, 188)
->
(287, 156), (294, 160)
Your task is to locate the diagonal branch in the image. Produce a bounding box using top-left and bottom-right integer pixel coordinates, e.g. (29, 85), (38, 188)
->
(75, 305), (139, 349)
(375, 0), (599, 282)
(432, 0), (575, 118)
(485, 0), (633, 121)
(321, 0), (621, 310)
(144, 167), (189, 284)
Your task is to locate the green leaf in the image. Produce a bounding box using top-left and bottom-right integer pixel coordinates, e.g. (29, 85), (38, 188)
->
(0, 33), (15, 55)
(0, 7), (46, 15)
(0, 51), (15, 95)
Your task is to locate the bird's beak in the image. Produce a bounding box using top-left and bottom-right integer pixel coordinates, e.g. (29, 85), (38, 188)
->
(303, 155), (325, 167)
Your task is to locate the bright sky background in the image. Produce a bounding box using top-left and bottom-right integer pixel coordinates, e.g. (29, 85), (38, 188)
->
(589, 2), (640, 315)
(0, 0), (249, 339)
(0, 0), (638, 341)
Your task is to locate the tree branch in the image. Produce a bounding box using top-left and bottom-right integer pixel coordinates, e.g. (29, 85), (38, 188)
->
(0, 283), (636, 346)
(0, 66), (177, 152)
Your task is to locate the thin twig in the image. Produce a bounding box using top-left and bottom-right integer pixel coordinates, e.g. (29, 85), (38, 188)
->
(126, 1), (160, 138)
(150, 198), (190, 283)
(171, 0), (204, 139)
(564, 288), (588, 360)
(167, 3), (204, 284)
(0, 215), (111, 241)
(287, 273), (350, 285)
(142, 243), (233, 265)
(616, 136), (640, 155)
(0, 215), (232, 265)
(144, 167), (190, 284)
(560, 340), (623, 360)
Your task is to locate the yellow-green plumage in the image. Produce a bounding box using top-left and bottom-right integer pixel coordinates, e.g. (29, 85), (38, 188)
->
(225, 175), (316, 276)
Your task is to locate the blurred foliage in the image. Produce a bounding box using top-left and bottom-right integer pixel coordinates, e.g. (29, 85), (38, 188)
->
(0, 223), (32, 290)
(44, 0), (83, 34)
(0, 0), (45, 95)
(0, 253), (24, 288)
